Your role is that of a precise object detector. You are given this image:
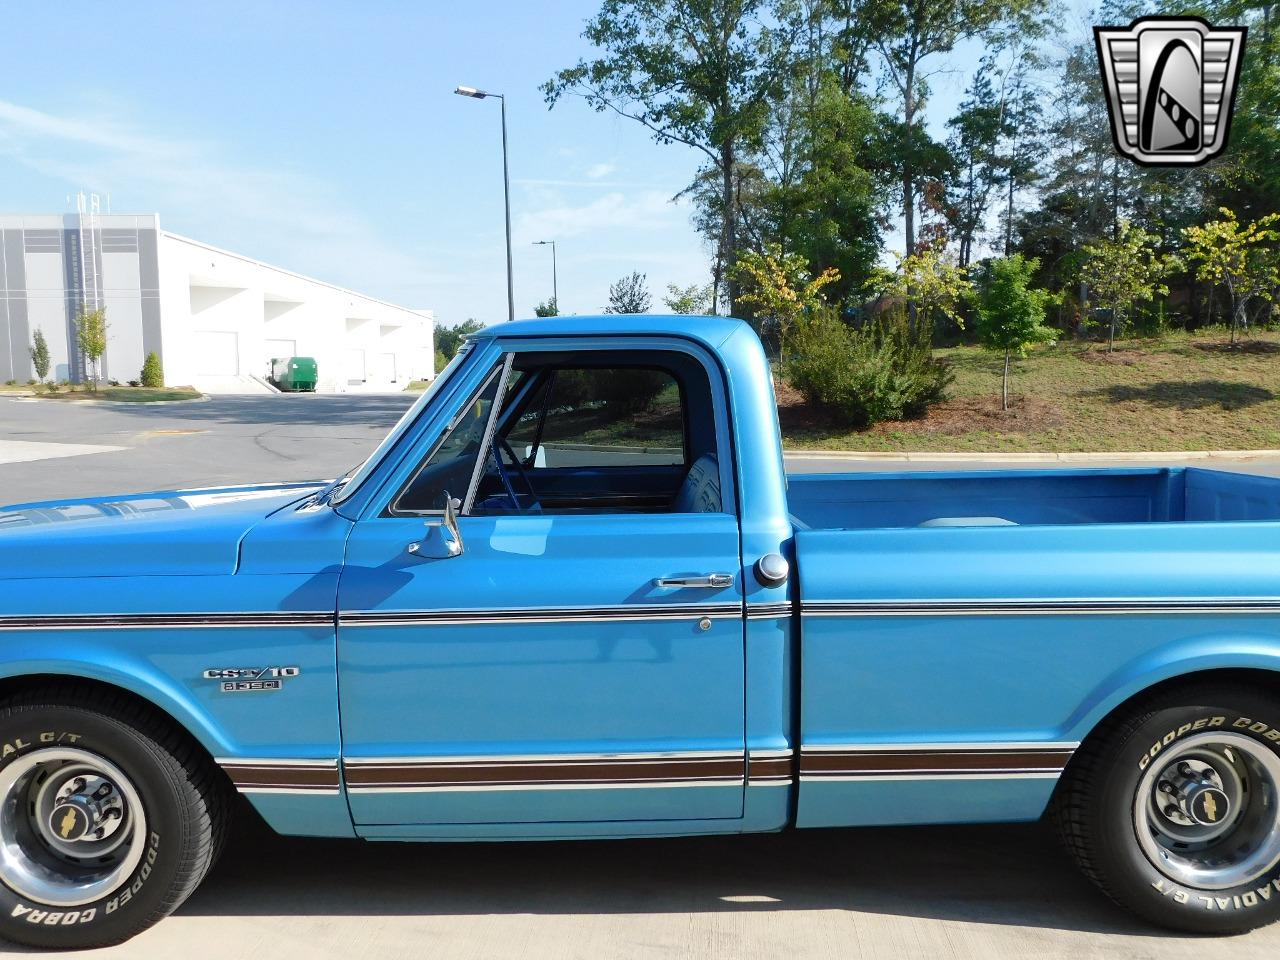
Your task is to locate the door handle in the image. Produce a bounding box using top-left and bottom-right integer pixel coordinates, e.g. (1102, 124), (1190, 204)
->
(653, 573), (735, 589)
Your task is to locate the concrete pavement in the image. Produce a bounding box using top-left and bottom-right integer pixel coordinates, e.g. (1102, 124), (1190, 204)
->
(40, 809), (1280, 960)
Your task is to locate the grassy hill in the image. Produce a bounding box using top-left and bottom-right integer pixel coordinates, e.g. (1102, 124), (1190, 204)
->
(780, 329), (1280, 453)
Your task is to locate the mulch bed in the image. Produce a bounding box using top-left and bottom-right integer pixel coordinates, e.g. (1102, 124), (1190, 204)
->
(775, 381), (1064, 437)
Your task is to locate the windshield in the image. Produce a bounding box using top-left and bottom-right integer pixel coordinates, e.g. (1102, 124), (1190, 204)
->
(331, 343), (475, 504)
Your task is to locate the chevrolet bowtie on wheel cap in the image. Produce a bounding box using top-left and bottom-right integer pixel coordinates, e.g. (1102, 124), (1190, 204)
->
(1094, 16), (1246, 167)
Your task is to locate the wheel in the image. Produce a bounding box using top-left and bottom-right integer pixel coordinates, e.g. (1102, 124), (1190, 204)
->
(0, 687), (230, 948)
(1054, 683), (1280, 933)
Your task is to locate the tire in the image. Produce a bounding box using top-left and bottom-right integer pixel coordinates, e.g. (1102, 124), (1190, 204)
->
(1054, 683), (1280, 934)
(0, 686), (230, 949)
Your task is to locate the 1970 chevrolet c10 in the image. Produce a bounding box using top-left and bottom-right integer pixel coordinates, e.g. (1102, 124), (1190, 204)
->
(3, 314), (1280, 947)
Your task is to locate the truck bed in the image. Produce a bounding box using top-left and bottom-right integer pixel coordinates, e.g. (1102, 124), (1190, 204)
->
(786, 466), (1280, 530)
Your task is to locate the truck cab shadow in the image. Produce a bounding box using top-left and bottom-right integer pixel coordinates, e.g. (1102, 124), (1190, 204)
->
(180, 806), (1165, 937)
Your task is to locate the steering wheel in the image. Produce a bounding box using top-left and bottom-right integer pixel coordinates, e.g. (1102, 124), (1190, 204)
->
(492, 436), (542, 513)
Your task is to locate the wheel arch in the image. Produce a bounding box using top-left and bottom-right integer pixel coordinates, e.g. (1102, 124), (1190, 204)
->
(1068, 665), (1280, 754)
(0, 670), (232, 766)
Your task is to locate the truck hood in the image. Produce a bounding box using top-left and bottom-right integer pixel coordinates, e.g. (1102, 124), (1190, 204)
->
(0, 481), (329, 580)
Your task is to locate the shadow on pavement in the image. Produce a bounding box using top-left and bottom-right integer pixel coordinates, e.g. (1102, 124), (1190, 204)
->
(180, 806), (1173, 938)
(94, 394), (420, 428)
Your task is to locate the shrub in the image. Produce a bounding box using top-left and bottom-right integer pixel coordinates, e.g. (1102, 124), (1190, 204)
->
(140, 352), (164, 388)
(786, 307), (952, 428)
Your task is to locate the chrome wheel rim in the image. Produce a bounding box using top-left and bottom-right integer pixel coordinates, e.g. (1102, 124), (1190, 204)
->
(0, 748), (147, 907)
(1134, 732), (1280, 890)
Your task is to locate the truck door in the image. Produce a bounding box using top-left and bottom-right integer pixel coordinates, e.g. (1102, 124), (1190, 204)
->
(336, 339), (746, 827)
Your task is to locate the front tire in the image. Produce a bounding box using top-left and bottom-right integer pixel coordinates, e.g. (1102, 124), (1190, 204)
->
(0, 687), (229, 949)
(1054, 684), (1280, 934)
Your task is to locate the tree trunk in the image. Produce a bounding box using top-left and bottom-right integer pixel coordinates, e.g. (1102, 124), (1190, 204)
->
(1002, 349), (1010, 411)
(720, 139), (738, 317)
(1004, 165), (1015, 255)
(902, 55), (917, 256)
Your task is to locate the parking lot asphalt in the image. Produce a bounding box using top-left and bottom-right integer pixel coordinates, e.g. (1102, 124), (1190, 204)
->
(4, 391), (1280, 506)
(6, 392), (1280, 959)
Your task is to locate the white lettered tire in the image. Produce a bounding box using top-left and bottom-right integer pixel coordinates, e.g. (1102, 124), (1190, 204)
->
(1055, 683), (1280, 933)
(0, 686), (229, 949)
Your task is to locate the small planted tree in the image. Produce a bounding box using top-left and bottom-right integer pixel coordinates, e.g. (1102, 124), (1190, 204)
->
(731, 244), (839, 360)
(75, 307), (109, 390)
(974, 255), (1055, 411)
(604, 272), (652, 314)
(29, 329), (50, 384)
(1080, 222), (1175, 352)
(868, 247), (971, 343)
(534, 298), (559, 317)
(1182, 208), (1280, 345)
(662, 282), (714, 315)
(140, 352), (164, 388)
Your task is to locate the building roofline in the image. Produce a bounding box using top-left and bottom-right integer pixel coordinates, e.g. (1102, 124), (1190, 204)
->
(162, 230), (423, 316)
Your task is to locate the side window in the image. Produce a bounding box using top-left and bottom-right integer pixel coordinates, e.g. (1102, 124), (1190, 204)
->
(505, 368), (686, 468)
(391, 349), (725, 518)
(392, 364), (505, 514)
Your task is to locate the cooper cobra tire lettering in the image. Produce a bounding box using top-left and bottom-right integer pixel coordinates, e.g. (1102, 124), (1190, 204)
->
(1055, 687), (1280, 934)
(1137, 716), (1225, 770)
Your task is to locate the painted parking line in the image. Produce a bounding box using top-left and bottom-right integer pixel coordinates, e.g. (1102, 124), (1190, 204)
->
(0, 440), (126, 465)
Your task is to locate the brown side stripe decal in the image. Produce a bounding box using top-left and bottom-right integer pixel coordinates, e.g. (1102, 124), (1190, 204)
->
(343, 754), (746, 792)
(217, 760), (341, 795)
(747, 752), (794, 784)
(799, 745), (1076, 780)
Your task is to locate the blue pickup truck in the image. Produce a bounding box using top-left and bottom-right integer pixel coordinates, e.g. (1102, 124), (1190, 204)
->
(2, 314), (1280, 947)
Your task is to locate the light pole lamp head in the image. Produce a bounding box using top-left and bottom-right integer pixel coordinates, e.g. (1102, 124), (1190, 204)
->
(454, 86), (488, 99)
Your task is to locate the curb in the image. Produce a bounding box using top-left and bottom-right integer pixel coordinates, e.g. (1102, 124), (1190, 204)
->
(782, 449), (1280, 462)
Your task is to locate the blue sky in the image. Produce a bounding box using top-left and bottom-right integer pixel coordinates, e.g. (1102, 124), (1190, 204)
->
(0, 2), (1091, 328)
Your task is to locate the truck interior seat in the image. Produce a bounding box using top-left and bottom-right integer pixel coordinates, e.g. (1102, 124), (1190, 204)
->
(673, 455), (721, 513)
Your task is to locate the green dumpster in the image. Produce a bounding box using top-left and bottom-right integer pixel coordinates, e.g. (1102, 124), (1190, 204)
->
(269, 356), (318, 392)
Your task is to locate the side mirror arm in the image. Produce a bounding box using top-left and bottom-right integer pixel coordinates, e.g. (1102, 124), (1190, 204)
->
(406, 493), (465, 559)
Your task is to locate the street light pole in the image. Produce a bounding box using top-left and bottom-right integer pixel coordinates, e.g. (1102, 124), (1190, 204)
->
(533, 240), (557, 312)
(455, 85), (515, 322)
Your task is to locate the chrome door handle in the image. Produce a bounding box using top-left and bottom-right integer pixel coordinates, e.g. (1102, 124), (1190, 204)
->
(653, 573), (735, 589)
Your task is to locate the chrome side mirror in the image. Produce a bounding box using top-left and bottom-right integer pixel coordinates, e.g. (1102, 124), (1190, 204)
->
(407, 494), (465, 559)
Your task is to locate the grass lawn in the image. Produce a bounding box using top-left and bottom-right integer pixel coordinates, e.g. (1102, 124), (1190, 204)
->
(38, 386), (203, 403)
(780, 328), (1280, 453)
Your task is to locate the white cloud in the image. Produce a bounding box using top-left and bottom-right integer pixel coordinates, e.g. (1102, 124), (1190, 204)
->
(585, 162), (615, 179)
(0, 98), (428, 304)
(513, 190), (681, 243)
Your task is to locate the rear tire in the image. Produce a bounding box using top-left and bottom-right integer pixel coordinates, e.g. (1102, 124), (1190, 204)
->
(1054, 684), (1280, 934)
(0, 687), (230, 949)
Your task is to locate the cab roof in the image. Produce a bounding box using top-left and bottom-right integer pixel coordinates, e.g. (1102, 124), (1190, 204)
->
(466, 314), (747, 349)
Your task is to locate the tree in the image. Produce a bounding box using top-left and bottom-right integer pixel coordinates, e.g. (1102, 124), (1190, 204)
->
(1080, 221), (1175, 352)
(75, 307), (108, 390)
(731, 243), (839, 358)
(973, 254), (1055, 410)
(605, 272), (652, 313)
(663, 282), (714, 314)
(534, 298), (559, 317)
(29, 329), (50, 383)
(140, 352), (164, 388)
(1182, 208), (1280, 346)
(946, 61), (1006, 267)
(868, 246), (971, 340)
(435, 319), (485, 361)
(545, 0), (794, 313)
(867, 0), (1041, 255)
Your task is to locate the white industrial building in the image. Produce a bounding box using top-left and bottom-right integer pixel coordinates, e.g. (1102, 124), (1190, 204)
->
(0, 212), (434, 394)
